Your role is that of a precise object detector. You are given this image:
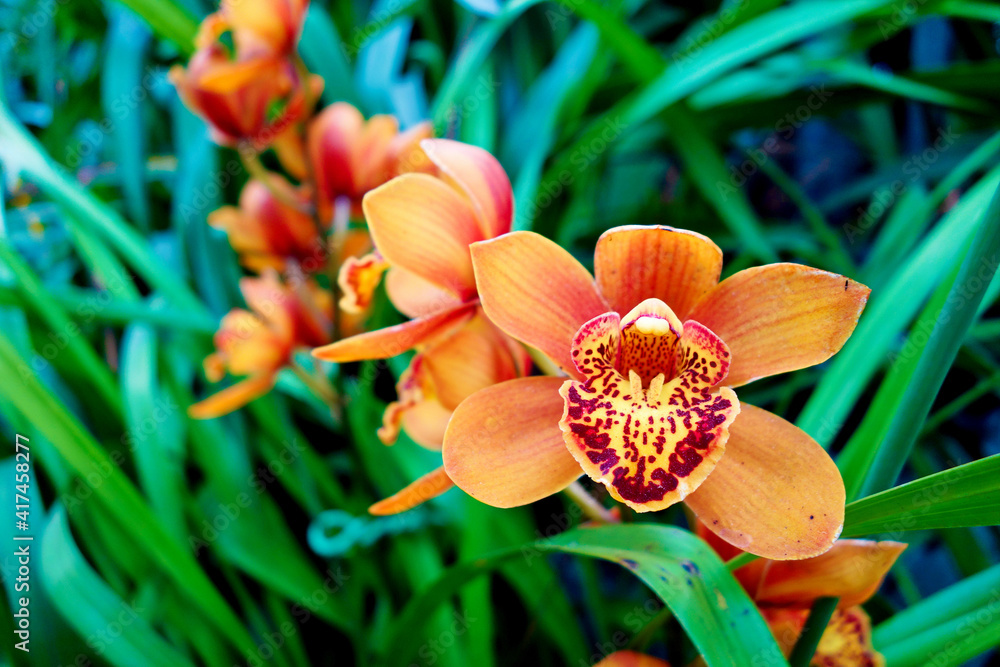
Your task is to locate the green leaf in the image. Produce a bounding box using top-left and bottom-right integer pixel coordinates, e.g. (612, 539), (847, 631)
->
(851, 182), (1000, 496)
(797, 166), (1000, 446)
(40, 507), (194, 667)
(109, 0), (198, 54)
(121, 323), (187, 543)
(0, 330), (256, 656)
(0, 102), (207, 318)
(875, 564), (1000, 667)
(101, 4), (152, 230)
(0, 241), (123, 417)
(299, 4), (362, 108)
(842, 455), (1000, 537)
(384, 524), (787, 667)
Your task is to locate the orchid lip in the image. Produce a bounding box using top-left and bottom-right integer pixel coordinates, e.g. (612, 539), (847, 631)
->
(559, 298), (740, 512)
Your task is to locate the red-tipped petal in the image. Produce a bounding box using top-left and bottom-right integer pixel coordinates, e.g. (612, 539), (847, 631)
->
(363, 174), (483, 300)
(595, 225), (723, 319)
(420, 138), (513, 239)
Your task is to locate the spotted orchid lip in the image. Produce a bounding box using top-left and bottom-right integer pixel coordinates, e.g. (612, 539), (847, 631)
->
(558, 299), (740, 513)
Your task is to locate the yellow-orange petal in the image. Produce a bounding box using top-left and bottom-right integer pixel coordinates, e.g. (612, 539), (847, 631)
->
(442, 377), (581, 507)
(471, 231), (609, 377)
(420, 138), (513, 239)
(687, 263), (870, 387)
(385, 266), (464, 319)
(595, 225), (723, 320)
(363, 174), (482, 300)
(686, 404), (846, 560)
(197, 57), (276, 94)
(352, 114), (401, 192)
(595, 651), (671, 667)
(369, 466), (454, 515)
(559, 313), (739, 512)
(422, 311), (524, 411)
(754, 539), (907, 608)
(388, 122), (435, 176)
(188, 373), (276, 419)
(378, 355), (453, 449)
(312, 302), (476, 362)
(338, 251), (390, 314)
(763, 606), (885, 667)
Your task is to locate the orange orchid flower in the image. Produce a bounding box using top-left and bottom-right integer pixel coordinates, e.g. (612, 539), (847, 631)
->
(169, 41), (320, 151)
(311, 139), (529, 511)
(441, 225), (870, 559)
(190, 270), (332, 418)
(698, 523), (906, 666)
(211, 0), (308, 61)
(596, 651), (670, 667)
(209, 175), (325, 273)
(307, 103), (434, 219)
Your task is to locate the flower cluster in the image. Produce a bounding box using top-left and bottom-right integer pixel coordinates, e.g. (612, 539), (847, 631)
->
(301, 138), (873, 566)
(173, 0), (437, 417)
(176, 6), (895, 651)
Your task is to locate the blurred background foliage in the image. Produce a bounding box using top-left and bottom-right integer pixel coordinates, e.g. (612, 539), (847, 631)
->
(1, 0), (1000, 665)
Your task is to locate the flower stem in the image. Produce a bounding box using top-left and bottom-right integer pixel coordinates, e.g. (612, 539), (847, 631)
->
(725, 551), (759, 572)
(527, 345), (564, 377)
(291, 362), (340, 418)
(788, 596), (839, 667)
(563, 481), (618, 524)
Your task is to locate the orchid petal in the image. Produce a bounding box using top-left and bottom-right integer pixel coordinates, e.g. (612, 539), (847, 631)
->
(688, 264), (870, 387)
(420, 138), (513, 239)
(443, 377), (581, 507)
(188, 374), (275, 419)
(471, 231), (609, 377)
(363, 174), (482, 299)
(385, 267), (464, 319)
(754, 539), (907, 608)
(595, 225), (723, 319)
(686, 404), (845, 560)
(369, 467), (454, 515)
(312, 302), (475, 362)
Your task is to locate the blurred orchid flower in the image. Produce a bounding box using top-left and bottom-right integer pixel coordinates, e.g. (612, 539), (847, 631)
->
(209, 175), (324, 273)
(441, 225), (870, 559)
(307, 102), (434, 219)
(190, 270), (332, 418)
(169, 40), (321, 151)
(169, 0), (318, 152)
(699, 523), (905, 666)
(595, 651), (670, 667)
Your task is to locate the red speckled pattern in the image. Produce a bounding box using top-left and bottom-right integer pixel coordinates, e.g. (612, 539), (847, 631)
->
(558, 299), (740, 512)
(762, 606), (884, 667)
(619, 299), (683, 386)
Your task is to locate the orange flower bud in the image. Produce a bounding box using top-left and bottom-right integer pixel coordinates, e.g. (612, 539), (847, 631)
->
(190, 271), (332, 418)
(307, 103), (433, 218)
(169, 44), (320, 149)
(216, 0), (308, 60)
(209, 176), (325, 273)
